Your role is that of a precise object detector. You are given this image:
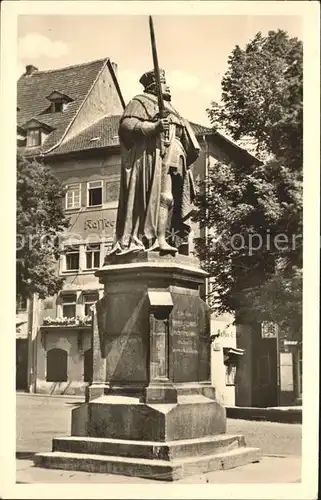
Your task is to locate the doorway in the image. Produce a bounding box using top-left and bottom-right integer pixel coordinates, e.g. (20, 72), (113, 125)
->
(252, 337), (278, 407)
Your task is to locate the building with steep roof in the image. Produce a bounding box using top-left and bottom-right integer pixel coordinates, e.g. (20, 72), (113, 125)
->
(17, 58), (301, 406)
(17, 58), (125, 395)
(17, 58), (124, 156)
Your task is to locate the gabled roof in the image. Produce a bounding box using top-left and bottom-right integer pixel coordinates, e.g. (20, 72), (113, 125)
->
(189, 121), (261, 165)
(21, 118), (55, 132)
(17, 57), (121, 154)
(49, 115), (120, 156)
(45, 90), (73, 102)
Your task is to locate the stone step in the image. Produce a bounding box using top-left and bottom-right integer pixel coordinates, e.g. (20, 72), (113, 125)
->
(34, 447), (261, 482)
(53, 433), (245, 460)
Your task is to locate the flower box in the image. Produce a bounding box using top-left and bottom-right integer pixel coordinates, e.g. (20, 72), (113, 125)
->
(42, 316), (92, 327)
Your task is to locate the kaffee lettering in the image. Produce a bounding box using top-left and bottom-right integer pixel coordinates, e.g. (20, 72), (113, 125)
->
(84, 218), (115, 231)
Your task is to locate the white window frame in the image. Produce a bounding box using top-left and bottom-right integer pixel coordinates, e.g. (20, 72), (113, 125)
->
(64, 246), (80, 271)
(65, 183), (81, 210)
(85, 243), (101, 270)
(27, 128), (41, 147)
(61, 293), (77, 318)
(87, 180), (103, 207)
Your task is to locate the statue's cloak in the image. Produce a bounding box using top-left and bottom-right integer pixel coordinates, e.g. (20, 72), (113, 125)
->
(111, 93), (200, 254)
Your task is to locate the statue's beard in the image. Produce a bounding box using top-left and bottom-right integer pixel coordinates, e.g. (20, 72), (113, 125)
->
(146, 87), (171, 102)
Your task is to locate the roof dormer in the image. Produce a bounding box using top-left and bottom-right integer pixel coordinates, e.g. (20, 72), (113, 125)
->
(46, 90), (73, 113)
(21, 118), (55, 148)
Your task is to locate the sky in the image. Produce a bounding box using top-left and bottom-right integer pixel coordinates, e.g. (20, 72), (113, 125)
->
(17, 14), (303, 126)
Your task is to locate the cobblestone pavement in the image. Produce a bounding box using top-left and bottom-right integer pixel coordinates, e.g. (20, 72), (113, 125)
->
(14, 393), (303, 485)
(16, 393), (302, 458)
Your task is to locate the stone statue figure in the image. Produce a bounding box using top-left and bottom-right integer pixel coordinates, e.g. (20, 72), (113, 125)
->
(109, 69), (200, 256)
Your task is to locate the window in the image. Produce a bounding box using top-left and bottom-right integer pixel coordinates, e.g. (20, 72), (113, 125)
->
(17, 295), (27, 311)
(51, 101), (64, 113)
(223, 348), (243, 386)
(225, 364), (236, 386)
(65, 246), (79, 271)
(86, 243), (100, 269)
(84, 292), (99, 316)
(62, 293), (77, 318)
(65, 184), (81, 210)
(46, 91), (72, 113)
(27, 128), (41, 147)
(87, 180), (102, 206)
(46, 348), (68, 382)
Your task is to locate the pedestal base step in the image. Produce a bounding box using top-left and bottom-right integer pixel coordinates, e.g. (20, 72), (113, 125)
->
(34, 443), (261, 482)
(52, 434), (246, 460)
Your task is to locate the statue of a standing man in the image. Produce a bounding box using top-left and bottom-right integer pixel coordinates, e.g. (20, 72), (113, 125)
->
(109, 69), (200, 256)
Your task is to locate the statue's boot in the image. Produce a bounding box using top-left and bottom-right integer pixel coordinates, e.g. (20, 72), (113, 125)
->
(159, 239), (178, 253)
(157, 205), (178, 254)
(115, 238), (145, 256)
(130, 238), (145, 253)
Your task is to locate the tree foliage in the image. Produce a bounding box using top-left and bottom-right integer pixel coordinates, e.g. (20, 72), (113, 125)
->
(208, 30), (302, 171)
(195, 30), (303, 335)
(16, 153), (69, 301)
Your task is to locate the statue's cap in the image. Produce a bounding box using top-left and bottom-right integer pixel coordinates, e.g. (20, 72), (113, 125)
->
(139, 69), (166, 89)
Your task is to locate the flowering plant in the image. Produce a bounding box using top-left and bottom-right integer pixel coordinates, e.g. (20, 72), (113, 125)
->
(43, 315), (92, 326)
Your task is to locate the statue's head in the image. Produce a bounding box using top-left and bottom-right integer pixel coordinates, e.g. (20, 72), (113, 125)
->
(139, 69), (171, 101)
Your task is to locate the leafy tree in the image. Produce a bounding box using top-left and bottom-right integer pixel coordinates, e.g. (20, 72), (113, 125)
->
(16, 153), (69, 303)
(208, 29), (302, 171)
(195, 30), (303, 336)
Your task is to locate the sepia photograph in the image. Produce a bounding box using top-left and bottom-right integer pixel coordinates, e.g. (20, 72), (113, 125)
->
(0, 1), (319, 498)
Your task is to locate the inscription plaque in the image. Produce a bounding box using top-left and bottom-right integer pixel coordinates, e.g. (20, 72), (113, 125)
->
(168, 290), (211, 384)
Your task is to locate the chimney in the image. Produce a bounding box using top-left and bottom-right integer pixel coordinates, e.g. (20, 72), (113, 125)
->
(111, 62), (118, 77)
(25, 65), (38, 76)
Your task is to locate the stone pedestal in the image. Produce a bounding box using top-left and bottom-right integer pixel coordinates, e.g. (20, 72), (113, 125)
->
(34, 253), (261, 481)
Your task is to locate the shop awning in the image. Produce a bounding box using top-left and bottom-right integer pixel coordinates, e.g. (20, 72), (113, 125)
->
(226, 348), (244, 356)
(223, 347), (244, 365)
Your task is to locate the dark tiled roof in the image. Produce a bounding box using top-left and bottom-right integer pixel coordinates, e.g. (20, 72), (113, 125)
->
(189, 121), (213, 136)
(190, 122), (260, 164)
(49, 116), (209, 156)
(17, 58), (108, 154)
(47, 115), (258, 164)
(49, 115), (121, 155)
